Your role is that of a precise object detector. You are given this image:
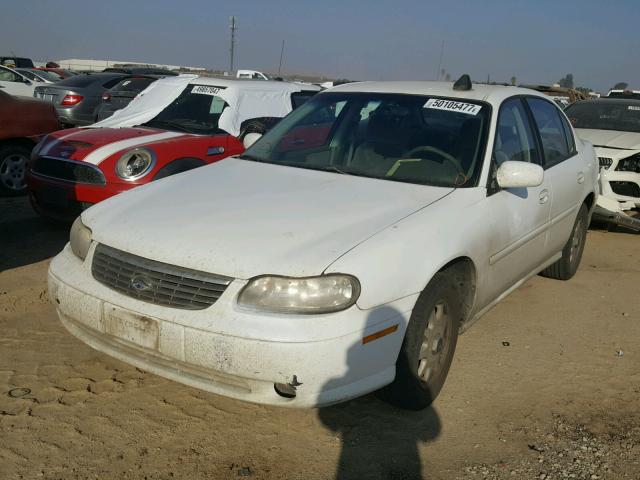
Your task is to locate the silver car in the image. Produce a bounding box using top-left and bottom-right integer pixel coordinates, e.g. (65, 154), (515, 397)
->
(33, 72), (128, 126)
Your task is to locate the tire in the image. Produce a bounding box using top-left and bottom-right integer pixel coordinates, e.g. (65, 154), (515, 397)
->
(0, 144), (31, 196)
(540, 203), (588, 280)
(382, 272), (461, 410)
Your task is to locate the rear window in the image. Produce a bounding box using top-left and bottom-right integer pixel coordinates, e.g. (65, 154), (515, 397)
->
(110, 77), (156, 93)
(56, 75), (104, 88)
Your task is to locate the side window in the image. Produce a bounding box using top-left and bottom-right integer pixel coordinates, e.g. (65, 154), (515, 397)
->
(0, 67), (22, 82)
(526, 98), (571, 167)
(558, 112), (576, 155)
(493, 98), (541, 167)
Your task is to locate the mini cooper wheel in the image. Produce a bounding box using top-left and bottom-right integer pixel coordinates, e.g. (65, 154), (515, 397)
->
(383, 272), (461, 410)
(541, 203), (588, 280)
(0, 144), (31, 196)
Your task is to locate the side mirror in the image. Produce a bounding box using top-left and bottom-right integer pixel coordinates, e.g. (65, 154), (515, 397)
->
(243, 132), (262, 148)
(23, 78), (32, 85)
(496, 161), (544, 188)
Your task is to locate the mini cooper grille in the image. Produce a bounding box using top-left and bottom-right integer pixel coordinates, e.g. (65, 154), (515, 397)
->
(598, 157), (613, 169)
(92, 244), (233, 310)
(31, 157), (106, 185)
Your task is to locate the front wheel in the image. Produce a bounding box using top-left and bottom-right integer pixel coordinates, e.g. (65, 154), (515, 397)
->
(382, 272), (461, 410)
(540, 203), (588, 280)
(0, 144), (31, 196)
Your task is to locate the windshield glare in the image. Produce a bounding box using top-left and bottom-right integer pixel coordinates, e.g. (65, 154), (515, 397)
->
(243, 92), (489, 187)
(143, 84), (228, 135)
(566, 101), (640, 133)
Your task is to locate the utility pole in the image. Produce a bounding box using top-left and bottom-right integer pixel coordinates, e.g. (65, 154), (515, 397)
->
(278, 40), (285, 75)
(229, 16), (237, 74)
(436, 40), (445, 80)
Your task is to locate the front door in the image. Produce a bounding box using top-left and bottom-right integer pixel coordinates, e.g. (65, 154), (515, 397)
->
(481, 97), (552, 304)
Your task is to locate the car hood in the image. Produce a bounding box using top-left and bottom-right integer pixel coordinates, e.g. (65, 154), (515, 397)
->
(576, 128), (640, 150)
(83, 159), (453, 279)
(41, 127), (190, 164)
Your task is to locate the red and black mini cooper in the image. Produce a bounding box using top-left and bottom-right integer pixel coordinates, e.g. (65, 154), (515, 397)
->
(27, 76), (319, 220)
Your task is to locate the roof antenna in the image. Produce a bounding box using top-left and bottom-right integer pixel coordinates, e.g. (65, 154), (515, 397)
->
(453, 74), (472, 91)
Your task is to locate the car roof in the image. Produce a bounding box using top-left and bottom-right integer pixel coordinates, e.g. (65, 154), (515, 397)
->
(326, 80), (549, 105)
(187, 76), (321, 92)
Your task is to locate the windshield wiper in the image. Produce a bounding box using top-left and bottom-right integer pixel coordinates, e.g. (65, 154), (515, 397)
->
(142, 120), (193, 133)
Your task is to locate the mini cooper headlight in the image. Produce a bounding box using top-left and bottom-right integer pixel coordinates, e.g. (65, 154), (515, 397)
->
(69, 216), (92, 260)
(237, 274), (360, 314)
(115, 148), (155, 180)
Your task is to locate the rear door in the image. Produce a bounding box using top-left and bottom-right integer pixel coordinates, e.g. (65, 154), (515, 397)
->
(0, 66), (33, 97)
(525, 96), (583, 254)
(484, 97), (553, 301)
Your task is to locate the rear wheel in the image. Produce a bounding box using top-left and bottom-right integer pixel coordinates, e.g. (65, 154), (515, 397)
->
(0, 144), (31, 196)
(382, 272), (461, 410)
(540, 203), (588, 280)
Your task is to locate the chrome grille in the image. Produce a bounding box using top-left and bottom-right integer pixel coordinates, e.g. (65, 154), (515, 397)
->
(92, 244), (232, 310)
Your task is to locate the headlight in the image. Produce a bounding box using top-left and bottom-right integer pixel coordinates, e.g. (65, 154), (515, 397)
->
(115, 148), (155, 180)
(237, 274), (360, 314)
(69, 216), (92, 260)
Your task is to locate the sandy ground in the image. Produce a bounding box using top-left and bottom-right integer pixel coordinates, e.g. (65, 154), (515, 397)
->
(1, 195), (639, 480)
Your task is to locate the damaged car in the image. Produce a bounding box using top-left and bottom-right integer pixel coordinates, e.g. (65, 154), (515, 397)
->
(28, 75), (320, 220)
(48, 76), (598, 409)
(566, 98), (640, 230)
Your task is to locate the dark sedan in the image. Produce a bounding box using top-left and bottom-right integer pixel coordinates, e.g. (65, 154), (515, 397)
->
(94, 76), (159, 122)
(33, 73), (129, 127)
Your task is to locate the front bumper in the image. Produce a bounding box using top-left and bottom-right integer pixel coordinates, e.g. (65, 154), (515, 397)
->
(49, 245), (414, 407)
(599, 169), (640, 210)
(27, 172), (129, 222)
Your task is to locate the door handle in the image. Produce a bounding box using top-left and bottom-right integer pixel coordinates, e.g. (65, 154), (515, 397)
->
(539, 189), (549, 204)
(577, 171), (585, 184)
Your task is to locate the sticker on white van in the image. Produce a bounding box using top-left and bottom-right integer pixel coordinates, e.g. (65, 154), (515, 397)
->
(191, 85), (224, 96)
(424, 98), (482, 115)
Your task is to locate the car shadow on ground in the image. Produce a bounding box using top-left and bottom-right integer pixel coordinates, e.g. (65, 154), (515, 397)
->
(0, 196), (68, 272)
(317, 306), (442, 480)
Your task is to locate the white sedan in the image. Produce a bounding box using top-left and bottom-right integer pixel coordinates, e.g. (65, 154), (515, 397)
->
(48, 76), (598, 409)
(565, 98), (640, 230)
(0, 65), (35, 97)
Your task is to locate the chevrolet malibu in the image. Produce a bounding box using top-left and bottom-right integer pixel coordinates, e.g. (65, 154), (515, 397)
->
(48, 77), (598, 409)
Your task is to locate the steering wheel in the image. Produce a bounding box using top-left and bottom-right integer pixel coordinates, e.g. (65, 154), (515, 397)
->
(403, 146), (464, 174)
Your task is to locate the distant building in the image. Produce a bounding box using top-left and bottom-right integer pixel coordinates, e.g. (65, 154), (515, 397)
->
(52, 58), (207, 72)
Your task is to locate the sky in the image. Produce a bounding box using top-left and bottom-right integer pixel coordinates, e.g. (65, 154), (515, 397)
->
(2, 0), (639, 92)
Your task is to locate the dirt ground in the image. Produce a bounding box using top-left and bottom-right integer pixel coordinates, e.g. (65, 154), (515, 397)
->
(1, 195), (639, 480)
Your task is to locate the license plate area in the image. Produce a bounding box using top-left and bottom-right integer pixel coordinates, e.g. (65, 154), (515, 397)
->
(103, 304), (159, 350)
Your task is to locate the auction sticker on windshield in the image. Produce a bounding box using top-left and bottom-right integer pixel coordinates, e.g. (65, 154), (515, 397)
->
(192, 85), (224, 96)
(424, 98), (482, 115)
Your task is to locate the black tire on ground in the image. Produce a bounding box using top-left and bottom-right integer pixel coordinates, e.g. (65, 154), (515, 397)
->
(382, 272), (461, 411)
(540, 203), (589, 281)
(0, 144), (31, 196)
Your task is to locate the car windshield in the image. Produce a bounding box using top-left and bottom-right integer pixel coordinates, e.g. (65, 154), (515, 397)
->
(566, 101), (640, 133)
(242, 92), (489, 188)
(142, 84), (228, 135)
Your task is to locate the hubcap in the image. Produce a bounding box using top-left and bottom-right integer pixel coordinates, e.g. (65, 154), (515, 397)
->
(569, 217), (583, 266)
(417, 301), (452, 384)
(0, 153), (28, 191)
